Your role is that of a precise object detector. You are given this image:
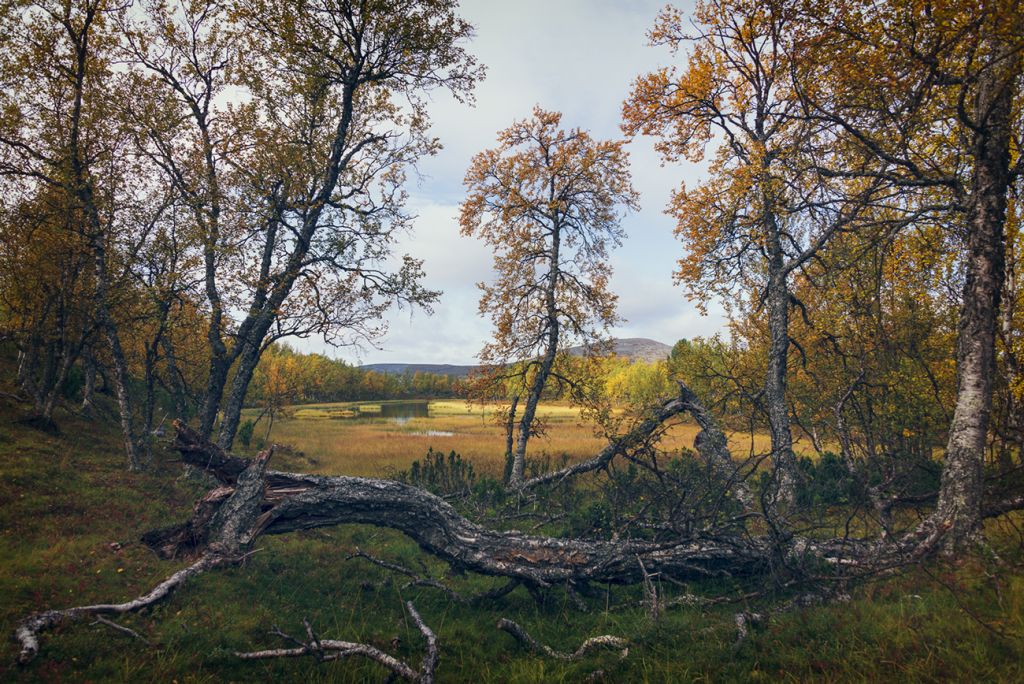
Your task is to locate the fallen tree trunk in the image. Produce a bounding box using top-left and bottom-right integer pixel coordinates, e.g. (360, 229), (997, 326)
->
(158, 421), (1024, 584)
(152, 423), (772, 584)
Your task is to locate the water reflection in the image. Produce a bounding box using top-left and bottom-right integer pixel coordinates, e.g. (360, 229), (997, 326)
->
(323, 401), (430, 422)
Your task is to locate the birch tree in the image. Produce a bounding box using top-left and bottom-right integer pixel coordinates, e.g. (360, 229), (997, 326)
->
(461, 107), (638, 487)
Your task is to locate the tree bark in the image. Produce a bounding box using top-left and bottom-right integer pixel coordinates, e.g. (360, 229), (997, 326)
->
(933, 30), (1018, 551)
(159, 336), (190, 420)
(765, 258), (797, 509)
(503, 393), (520, 483)
(81, 347), (97, 414)
(217, 324), (270, 450)
(198, 358), (230, 441)
(510, 217), (562, 488)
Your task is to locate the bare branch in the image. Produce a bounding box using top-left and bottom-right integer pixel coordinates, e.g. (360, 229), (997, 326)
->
(496, 618), (628, 661)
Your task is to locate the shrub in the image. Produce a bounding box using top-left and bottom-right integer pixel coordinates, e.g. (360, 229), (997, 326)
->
(238, 419), (255, 449)
(397, 448), (476, 498)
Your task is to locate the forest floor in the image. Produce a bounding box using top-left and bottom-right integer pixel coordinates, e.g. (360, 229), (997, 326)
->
(2, 394), (1024, 682)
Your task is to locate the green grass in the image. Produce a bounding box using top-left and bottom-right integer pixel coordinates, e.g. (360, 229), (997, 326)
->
(2, 395), (1024, 682)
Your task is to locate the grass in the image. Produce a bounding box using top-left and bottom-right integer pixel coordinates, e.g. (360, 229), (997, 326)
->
(243, 400), (779, 478)
(2, 392), (1024, 682)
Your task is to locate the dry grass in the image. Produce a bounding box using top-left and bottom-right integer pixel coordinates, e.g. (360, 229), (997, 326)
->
(244, 401), (780, 478)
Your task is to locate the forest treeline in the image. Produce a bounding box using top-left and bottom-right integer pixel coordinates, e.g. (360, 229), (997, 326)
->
(248, 344), (463, 406)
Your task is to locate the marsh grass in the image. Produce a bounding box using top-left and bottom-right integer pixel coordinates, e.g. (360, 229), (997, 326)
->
(2, 392), (1022, 682)
(245, 400), (779, 478)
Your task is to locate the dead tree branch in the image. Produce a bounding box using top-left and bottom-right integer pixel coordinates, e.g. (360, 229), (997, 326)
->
(496, 618), (629, 660)
(518, 382), (754, 516)
(236, 601), (439, 683)
(90, 615), (151, 644)
(16, 552), (226, 664)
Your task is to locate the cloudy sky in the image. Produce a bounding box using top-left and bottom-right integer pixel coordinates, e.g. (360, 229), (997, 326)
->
(310, 0), (725, 366)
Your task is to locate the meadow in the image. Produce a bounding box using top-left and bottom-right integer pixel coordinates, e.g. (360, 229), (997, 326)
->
(241, 400), (778, 478)
(2, 395), (1023, 682)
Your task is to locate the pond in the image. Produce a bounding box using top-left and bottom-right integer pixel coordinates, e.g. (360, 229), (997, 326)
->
(294, 400), (432, 424)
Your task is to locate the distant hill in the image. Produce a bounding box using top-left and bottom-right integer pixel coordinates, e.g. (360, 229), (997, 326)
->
(565, 337), (673, 363)
(359, 337), (672, 377)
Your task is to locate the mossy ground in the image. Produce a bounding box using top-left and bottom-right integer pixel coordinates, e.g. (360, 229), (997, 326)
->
(2, 394), (1023, 682)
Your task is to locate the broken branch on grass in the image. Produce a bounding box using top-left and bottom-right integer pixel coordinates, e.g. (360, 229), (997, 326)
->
(16, 552), (226, 664)
(733, 611), (764, 645)
(236, 601), (438, 683)
(637, 556), (661, 622)
(16, 447), (274, 664)
(496, 618), (629, 660)
(90, 615), (151, 644)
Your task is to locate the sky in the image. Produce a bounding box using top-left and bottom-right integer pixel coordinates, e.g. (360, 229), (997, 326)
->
(306, 0), (725, 366)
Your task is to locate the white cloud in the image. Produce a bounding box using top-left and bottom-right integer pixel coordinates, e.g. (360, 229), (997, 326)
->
(298, 0), (725, 365)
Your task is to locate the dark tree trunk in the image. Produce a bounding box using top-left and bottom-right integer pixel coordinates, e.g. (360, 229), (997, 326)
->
(32, 341), (58, 419)
(216, 325), (270, 450)
(159, 336), (190, 420)
(17, 344), (39, 401)
(198, 358), (230, 441)
(99, 305), (142, 471)
(503, 393), (520, 484)
(40, 333), (83, 422)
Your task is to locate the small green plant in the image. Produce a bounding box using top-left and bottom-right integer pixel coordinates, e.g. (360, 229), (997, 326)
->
(238, 419), (255, 449)
(397, 448), (476, 497)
